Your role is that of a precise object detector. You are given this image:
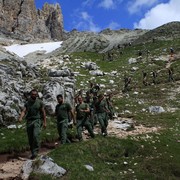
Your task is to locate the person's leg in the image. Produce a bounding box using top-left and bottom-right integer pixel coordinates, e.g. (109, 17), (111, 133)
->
(26, 123), (34, 156)
(97, 113), (106, 134)
(103, 113), (108, 136)
(77, 120), (83, 141)
(32, 120), (41, 157)
(61, 121), (69, 144)
(84, 121), (95, 138)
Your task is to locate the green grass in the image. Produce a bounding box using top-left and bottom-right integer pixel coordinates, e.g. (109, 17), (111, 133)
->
(0, 38), (180, 179)
(0, 117), (59, 153)
(47, 132), (180, 180)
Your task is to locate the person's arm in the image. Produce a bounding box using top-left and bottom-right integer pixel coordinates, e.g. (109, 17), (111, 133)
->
(41, 107), (46, 129)
(81, 104), (90, 113)
(18, 107), (27, 122)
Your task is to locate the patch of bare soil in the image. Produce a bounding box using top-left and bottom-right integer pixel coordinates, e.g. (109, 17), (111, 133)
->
(0, 143), (55, 180)
(0, 118), (162, 180)
(108, 122), (161, 138)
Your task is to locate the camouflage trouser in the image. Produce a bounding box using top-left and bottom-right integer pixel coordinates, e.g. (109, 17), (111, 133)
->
(89, 110), (96, 129)
(168, 74), (174, 82)
(93, 113), (98, 126)
(26, 119), (41, 156)
(76, 118), (95, 140)
(108, 106), (115, 120)
(97, 112), (108, 135)
(57, 119), (70, 144)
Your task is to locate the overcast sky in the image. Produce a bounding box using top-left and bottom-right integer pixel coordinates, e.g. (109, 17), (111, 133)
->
(35, 0), (180, 32)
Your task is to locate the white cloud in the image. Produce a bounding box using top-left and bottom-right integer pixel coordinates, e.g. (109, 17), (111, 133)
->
(134, 0), (180, 29)
(82, 0), (96, 7)
(75, 11), (101, 32)
(82, 0), (124, 9)
(128, 0), (159, 14)
(108, 21), (121, 29)
(81, 12), (90, 21)
(98, 0), (116, 9)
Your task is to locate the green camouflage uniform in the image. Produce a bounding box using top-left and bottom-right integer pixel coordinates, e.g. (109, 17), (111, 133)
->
(95, 99), (109, 135)
(85, 95), (95, 129)
(106, 97), (115, 120)
(76, 103), (94, 140)
(25, 99), (43, 157)
(55, 103), (72, 144)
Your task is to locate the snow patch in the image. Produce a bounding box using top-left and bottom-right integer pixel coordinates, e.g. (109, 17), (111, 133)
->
(4, 41), (63, 58)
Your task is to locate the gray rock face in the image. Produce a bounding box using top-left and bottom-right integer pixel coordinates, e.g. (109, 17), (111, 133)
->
(0, 43), (75, 125)
(59, 28), (147, 53)
(0, 0), (63, 41)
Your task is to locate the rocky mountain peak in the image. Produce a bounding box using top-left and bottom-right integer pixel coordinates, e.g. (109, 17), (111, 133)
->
(0, 0), (63, 41)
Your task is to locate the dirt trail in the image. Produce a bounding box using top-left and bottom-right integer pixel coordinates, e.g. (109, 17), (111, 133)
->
(0, 143), (55, 180)
(0, 119), (161, 180)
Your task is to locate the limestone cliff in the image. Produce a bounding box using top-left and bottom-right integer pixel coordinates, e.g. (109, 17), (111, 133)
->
(0, 0), (63, 41)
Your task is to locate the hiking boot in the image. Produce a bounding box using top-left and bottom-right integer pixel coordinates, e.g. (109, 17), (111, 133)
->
(30, 154), (38, 160)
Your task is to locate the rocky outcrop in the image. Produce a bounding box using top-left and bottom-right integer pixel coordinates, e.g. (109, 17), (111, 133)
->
(55, 22), (180, 54)
(0, 44), (75, 125)
(134, 21), (180, 44)
(57, 28), (147, 53)
(0, 0), (63, 41)
(21, 156), (66, 179)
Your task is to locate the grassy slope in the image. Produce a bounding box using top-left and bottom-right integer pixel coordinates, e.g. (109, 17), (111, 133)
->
(0, 39), (180, 179)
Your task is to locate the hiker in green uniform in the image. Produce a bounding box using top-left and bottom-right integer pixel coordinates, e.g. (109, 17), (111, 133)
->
(105, 93), (115, 120)
(142, 70), (148, 86)
(152, 70), (158, 85)
(123, 76), (131, 93)
(76, 96), (95, 141)
(55, 94), (75, 144)
(95, 94), (110, 136)
(84, 91), (95, 129)
(91, 84), (100, 97)
(19, 89), (46, 159)
(168, 67), (175, 82)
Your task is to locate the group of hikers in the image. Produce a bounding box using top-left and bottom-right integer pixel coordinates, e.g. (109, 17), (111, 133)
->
(123, 48), (176, 93)
(123, 66), (175, 93)
(18, 83), (115, 159)
(17, 46), (176, 160)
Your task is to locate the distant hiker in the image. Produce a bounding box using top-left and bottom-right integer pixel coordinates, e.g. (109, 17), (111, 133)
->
(170, 47), (174, 57)
(91, 84), (100, 97)
(123, 76), (131, 93)
(95, 94), (110, 136)
(117, 44), (123, 55)
(102, 53), (106, 61)
(87, 81), (93, 94)
(138, 50), (142, 56)
(168, 67), (175, 82)
(142, 71), (148, 86)
(105, 93), (115, 120)
(84, 91), (95, 129)
(107, 51), (113, 61)
(19, 89), (46, 159)
(55, 94), (75, 144)
(146, 50), (150, 61)
(152, 70), (158, 84)
(76, 95), (95, 141)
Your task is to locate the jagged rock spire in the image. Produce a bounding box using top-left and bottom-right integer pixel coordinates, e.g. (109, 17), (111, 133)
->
(0, 0), (64, 41)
